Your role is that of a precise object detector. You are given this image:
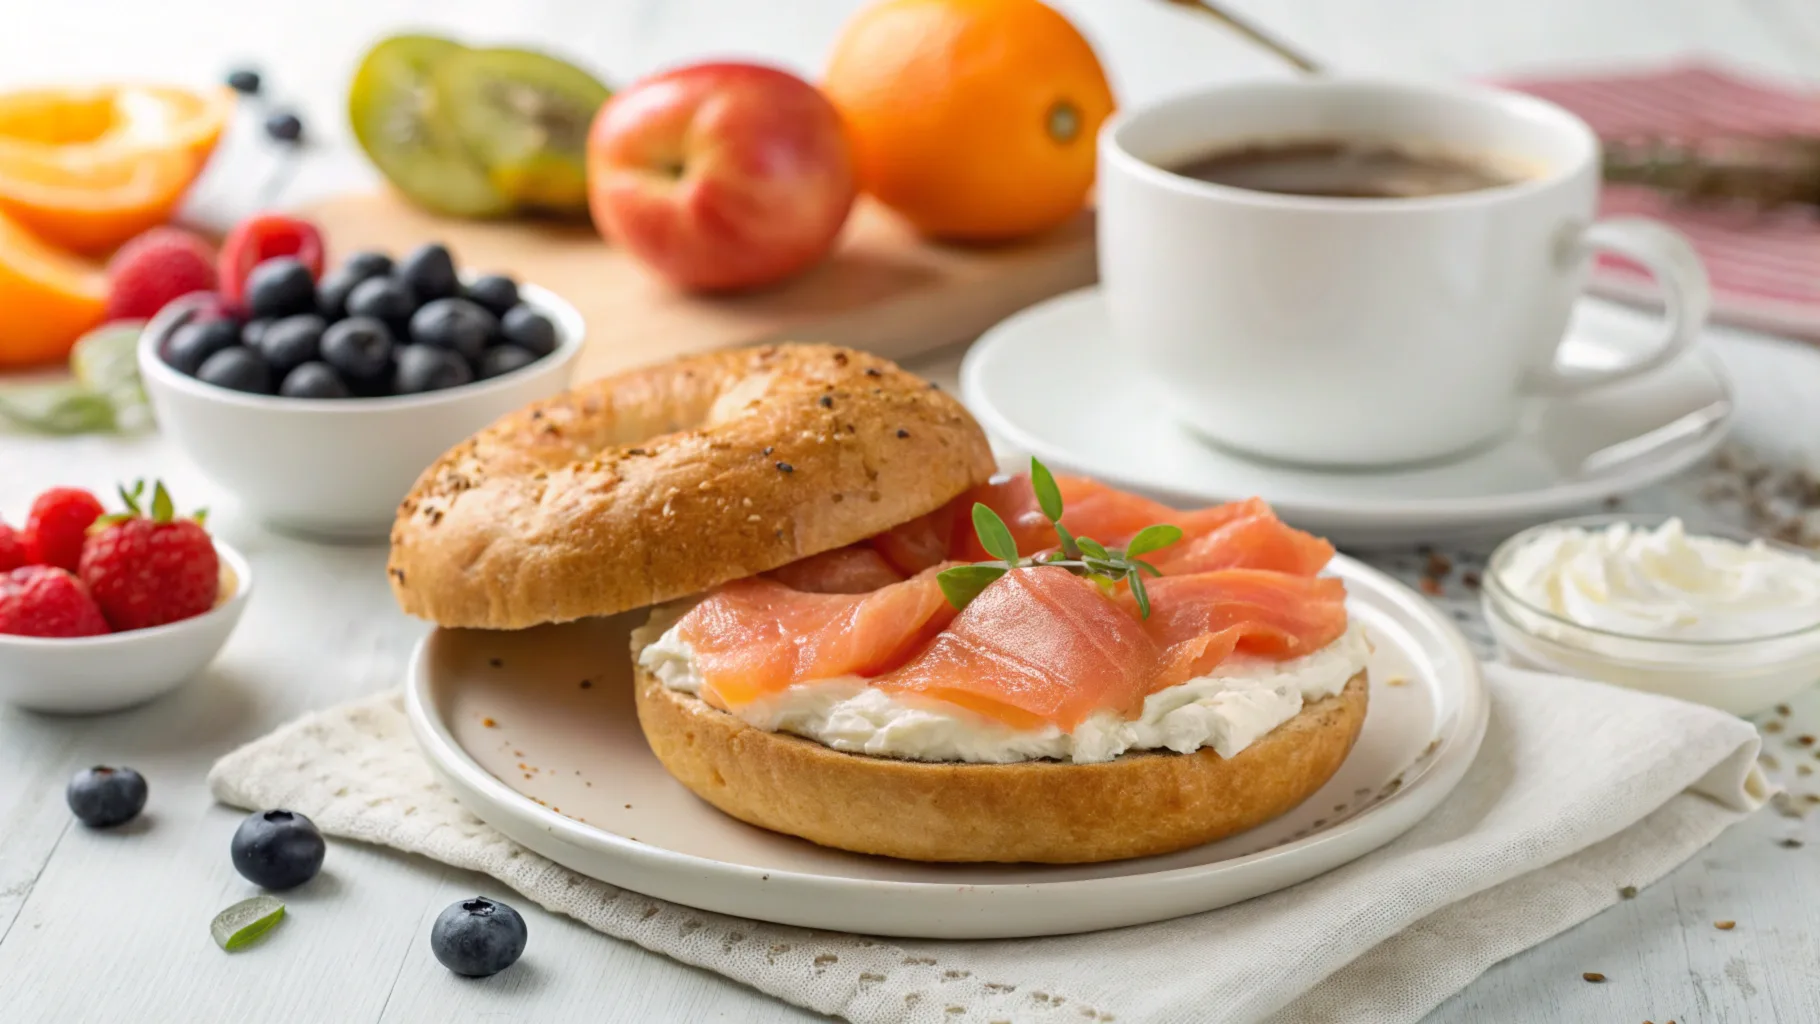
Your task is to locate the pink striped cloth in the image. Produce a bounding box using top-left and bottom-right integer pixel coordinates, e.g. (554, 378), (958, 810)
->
(1503, 62), (1820, 339)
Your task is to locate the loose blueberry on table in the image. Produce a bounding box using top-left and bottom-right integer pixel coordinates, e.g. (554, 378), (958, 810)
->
(66, 766), (148, 828)
(162, 240), (558, 399)
(431, 897), (528, 977)
(230, 809), (326, 890)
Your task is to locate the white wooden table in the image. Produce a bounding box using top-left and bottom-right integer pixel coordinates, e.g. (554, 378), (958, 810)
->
(4, 2), (1820, 1021)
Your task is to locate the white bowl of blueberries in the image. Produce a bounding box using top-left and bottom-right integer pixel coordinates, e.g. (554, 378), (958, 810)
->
(139, 242), (583, 539)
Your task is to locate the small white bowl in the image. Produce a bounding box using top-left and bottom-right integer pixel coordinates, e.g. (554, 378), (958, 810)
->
(0, 541), (253, 714)
(139, 281), (584, 539)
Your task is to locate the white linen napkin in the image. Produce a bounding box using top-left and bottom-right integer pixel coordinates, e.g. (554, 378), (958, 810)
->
(208, 664), (1765, 1024)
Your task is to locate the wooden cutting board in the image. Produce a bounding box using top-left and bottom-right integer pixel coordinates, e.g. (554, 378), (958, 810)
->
(296, 190), (1097, 381)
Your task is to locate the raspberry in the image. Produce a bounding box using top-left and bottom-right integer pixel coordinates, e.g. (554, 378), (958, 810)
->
(220, 213), (325, 307)
(79, 481), (219, 632)
(0, 522), (24, 572)
(21, 488), (106, 572)
(105, 227), (219, 322)
(0, 566), (109, 637)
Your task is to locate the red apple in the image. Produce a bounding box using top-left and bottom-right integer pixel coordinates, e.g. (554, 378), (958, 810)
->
(587, 62), (857, 292)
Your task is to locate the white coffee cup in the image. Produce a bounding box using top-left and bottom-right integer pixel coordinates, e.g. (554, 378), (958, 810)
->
(1098, 78), (1711, 468)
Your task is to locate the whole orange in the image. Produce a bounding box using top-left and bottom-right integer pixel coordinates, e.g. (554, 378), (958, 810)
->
(824, 0), (1114, 243)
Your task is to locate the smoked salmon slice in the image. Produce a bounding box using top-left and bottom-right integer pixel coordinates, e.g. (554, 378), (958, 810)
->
(675, 570), (956, 709)
(767, 546), (907, 594)
(1132, 571), (1350, 687)
(877, 567), (1160, 731)
(664, 475), (1349, 732)
(951, 475), (1332, 579)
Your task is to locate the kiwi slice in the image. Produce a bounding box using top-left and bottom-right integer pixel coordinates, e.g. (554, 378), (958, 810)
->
(348, 35), (513, 218)
(431, 48), (611, 217)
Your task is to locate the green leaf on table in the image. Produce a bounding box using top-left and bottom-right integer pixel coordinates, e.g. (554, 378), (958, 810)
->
(211, 895), (286, 952)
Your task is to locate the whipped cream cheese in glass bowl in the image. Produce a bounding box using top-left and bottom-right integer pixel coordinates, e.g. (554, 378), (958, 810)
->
(1484, 514), (1820, 715)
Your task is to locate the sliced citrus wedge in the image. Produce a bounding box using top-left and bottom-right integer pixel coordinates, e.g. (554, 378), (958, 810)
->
(0, 208), (108, 367)
(0, 85), (233, 253)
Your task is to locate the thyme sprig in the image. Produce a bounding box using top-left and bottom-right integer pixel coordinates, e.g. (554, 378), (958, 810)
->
(936, 458), (1182, 617)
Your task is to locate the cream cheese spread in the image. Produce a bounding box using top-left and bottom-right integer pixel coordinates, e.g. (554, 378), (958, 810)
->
(636, 616), (1369, 764)
(1496, 517), (1820, 642)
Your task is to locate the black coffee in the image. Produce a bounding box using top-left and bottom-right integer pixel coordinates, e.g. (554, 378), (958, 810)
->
(1167, 139), (1518, 198)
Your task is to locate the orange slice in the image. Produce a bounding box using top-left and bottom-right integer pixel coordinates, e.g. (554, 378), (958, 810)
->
(0, 208), (108, 368)
(0, 85), (233, 254)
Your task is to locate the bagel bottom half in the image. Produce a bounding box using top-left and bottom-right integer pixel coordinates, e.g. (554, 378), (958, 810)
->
(631, 638), (1370, 864)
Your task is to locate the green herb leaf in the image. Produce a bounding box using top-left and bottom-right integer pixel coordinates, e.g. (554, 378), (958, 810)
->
(0, 386), (118, 436)
(211, 895), (285, 952)
(1076, 536), (1110, 560)
(937, 564), (1008, 610)
(1128, 572), (1153, 619)
(971, 503), (1020, 565)
(1131, 558), (1163, 577)
(1053, 521), (1080, 559)
(1126, 524), (1184, 558)
(1029, 458), (1064, 523)
(150, 481), (174, 522)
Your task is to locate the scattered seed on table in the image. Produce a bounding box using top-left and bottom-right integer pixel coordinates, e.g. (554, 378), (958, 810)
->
(1765, 721), (1784, 734)
(1778, 838), (1804, 848)
(1583, 972), (1606, 983)
(1714, 920), (1735, 930)
(1619, 886), (1638, 899)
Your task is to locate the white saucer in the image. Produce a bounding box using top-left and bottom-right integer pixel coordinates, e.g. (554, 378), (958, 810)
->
(960, 288), (1733, 547)
(405, 555), (1486, 939)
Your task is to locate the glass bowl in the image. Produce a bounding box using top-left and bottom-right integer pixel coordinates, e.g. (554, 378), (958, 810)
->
(1483, 513), (1820, 716)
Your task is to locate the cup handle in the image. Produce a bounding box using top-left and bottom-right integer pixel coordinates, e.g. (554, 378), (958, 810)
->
(1528, 217), (1712, 396)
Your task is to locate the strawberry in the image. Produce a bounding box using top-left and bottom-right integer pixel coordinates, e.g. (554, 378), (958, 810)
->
(21, 487), (106, 572)
(219, 213), (325, 306)
(104, 227), (219, 322)
(0, 566), (110, 637)
(79, 481), (220, 632)
(0, 522), (24, 572)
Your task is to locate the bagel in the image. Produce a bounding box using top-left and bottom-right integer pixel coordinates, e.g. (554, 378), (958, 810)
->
(631, 625), (1369, 863)
(387, 344), (996, 628)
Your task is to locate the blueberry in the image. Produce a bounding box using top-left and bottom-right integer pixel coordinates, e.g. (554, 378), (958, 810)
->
(463, 275), (519, 318)
(320, 254), (395, 317)
(225, 68), (262, 95)
(398, 243), (459, 302)
(264, 111), (304, 144)
(499, 305), (557, 358)
(253, 314), (325, 376)
(246, 257), (317, 319)
(314, 268), (363, 320)
(241, 318), (274, 348)
(394, 344), (474, 394)
(280, 361), (351, 399)
(164, 319), (240, 376)
(344, 275), (416, 332)
(431, 897), (527, 977)
(197, 347), (274, 394)
(341, 251), (394, 279)
(477, 344), (538, 380)
(66, 766), (147, 828)
(231, 809), (325, 890)
(319, 316), (395, 382)
(410, 298), (496, 362)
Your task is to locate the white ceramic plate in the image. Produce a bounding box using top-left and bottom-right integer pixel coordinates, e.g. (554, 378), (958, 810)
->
(960, 287), (1732, 547)
(405, 555), (1487, 939)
